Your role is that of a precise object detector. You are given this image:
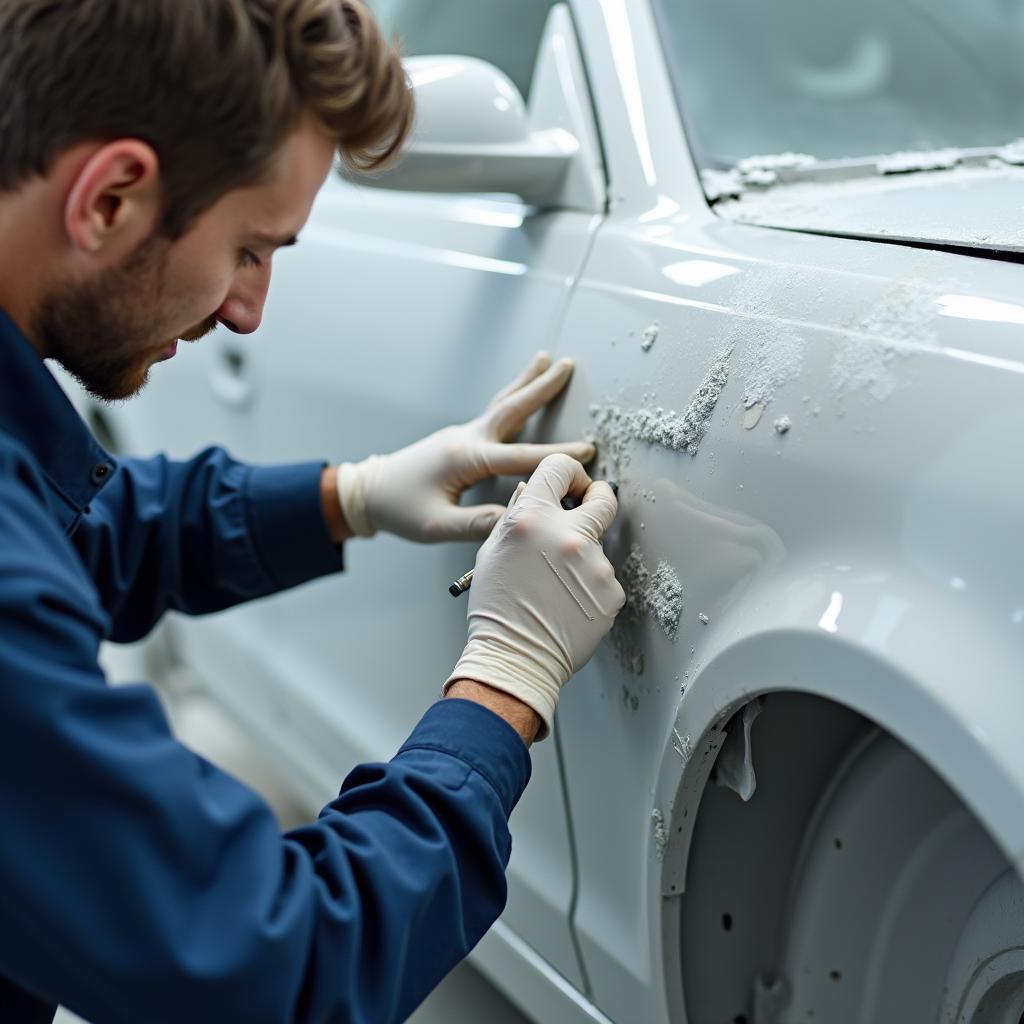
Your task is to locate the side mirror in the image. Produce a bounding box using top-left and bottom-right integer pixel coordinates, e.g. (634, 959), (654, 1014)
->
(357, 5), (604, 212)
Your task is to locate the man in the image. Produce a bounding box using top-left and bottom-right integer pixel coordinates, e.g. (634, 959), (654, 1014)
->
(0, 1), (625, 1022)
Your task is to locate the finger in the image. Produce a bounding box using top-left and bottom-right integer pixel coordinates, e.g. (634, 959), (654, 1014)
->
(435, 504), (508, 542)
(487, 358), (575, 440)
(476, 482), (526, 558)
(486, 352), (552, 409)
(523, 453), (592, 507)
(481, 440), (596, 477)
(570, 480), (619, 541)
(507, 479), (528, 509)
(482, 481), (527, 545)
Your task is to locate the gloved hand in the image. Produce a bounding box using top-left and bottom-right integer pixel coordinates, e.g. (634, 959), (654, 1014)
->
(336, 353), (595, 543)
(444, 454), (625, 740)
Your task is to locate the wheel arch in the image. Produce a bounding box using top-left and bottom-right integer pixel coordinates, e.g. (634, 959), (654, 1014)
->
(657, 625), (1024, 899)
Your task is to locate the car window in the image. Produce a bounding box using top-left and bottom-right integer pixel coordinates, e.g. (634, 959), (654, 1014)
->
(370, 0), (558, 100)
(654, 0), (1024, 165)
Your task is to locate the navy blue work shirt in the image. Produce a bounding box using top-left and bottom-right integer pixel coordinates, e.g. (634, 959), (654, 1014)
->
(0, 309), (531, 1023)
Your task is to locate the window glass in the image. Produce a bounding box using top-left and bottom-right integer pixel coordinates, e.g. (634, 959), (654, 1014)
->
(370, 0), (558, 100)
(654, 0), (1024, 165)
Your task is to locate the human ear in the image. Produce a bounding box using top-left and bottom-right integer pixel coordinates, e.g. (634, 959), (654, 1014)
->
(64, 140), (161, 258)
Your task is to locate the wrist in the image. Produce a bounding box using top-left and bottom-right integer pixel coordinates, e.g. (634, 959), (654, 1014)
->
(447, 636), (562, 740)
(445, 679), (542, 747)
(335, 458), (380, 539)
(320, 466), (354, 545)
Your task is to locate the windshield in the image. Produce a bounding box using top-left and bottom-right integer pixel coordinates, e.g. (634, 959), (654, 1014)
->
(654, 0), (1024, 167)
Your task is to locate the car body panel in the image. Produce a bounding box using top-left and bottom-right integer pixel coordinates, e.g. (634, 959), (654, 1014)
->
(546, 4), (1024, 1021)
(550, 210), (1024, 1024)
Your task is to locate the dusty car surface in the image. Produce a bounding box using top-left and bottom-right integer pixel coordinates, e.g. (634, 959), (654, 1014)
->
(81, 1), (1024, 1020)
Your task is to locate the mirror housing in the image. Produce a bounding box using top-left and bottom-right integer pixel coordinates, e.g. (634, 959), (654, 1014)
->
(356, 5), (605, 212)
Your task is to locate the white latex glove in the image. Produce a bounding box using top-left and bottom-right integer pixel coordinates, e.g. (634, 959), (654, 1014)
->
(336, 354), (595, 543)
(443, 454), (625, 740)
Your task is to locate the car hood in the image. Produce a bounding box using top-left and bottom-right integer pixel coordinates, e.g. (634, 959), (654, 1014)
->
(714, 164), (1024, 255)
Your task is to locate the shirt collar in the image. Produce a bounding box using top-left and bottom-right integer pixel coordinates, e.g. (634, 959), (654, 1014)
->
(0, 307), (115, 522)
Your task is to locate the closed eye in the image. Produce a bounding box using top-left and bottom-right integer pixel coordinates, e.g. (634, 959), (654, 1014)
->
(238, 248), (263, 269)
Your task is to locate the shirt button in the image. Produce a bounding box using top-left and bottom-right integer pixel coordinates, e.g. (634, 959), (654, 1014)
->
(91, 462), (113, 485)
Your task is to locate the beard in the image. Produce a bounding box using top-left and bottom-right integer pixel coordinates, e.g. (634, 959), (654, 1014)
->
(31, 237), (217, 402)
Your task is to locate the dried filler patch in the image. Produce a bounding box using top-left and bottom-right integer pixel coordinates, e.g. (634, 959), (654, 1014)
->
(615, 544), (682, 648)
(590, 346), (732, 472)
(649, 562), (683, 641)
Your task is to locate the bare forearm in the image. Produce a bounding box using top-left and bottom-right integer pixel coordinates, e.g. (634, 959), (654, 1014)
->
(445, 679), (541, 748)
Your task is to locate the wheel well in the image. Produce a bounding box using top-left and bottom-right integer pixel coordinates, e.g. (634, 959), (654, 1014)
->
(675, 691), (1013, 1023)
(677, 693), (870, 1022)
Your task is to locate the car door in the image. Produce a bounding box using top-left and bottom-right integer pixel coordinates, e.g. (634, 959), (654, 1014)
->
(169, 0), (607, 996)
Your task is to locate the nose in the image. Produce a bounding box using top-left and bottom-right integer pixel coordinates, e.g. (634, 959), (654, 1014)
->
(216, 265), (271, 335)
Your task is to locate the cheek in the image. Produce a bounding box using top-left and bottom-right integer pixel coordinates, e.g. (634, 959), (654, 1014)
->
(172, 261), (234, 316)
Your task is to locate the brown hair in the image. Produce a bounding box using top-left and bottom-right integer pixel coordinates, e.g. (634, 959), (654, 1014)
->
(0, 0), (413, 237)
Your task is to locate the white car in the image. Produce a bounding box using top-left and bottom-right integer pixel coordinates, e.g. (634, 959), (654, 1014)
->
(85, 1), (1024, 1021)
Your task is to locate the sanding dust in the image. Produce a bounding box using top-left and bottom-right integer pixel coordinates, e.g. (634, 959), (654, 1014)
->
(833, 280), (941, 400)
(998, 139), (1024, 166)
(651, 808), (668, 858)
(589, 404), (633, 481)
(702, 153), (816, 200)
(618, 545), (682, 641)
(832, 338), (900, 400)
(738, 152), (817, 175)
(877, 148), (962, 174)
(740, 328), (805, 411)
(701, 168), (744, 202)
(620, 545), (650, 623)
(612, 546), (649, 673)
(641, 322), (660, 352)
(589, 347), (732, 476)
(714, 268), (807, 415)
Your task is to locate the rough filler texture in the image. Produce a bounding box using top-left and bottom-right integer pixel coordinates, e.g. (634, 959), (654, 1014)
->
(649, 562), (683, 641)
(589, 346), (732, 476)
(618, 544), (682, 643)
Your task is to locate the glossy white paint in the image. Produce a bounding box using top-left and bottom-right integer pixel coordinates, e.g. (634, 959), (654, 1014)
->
(550, 5), (1024, 1021)
(85, 1), (1024, 1021)
(364, 55), (579, 204)
(364, 9), (604, 212)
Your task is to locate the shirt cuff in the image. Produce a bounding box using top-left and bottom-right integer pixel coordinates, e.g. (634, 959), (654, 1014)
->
(243, 461), (344, 592)
(396, 700), (532, 818)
